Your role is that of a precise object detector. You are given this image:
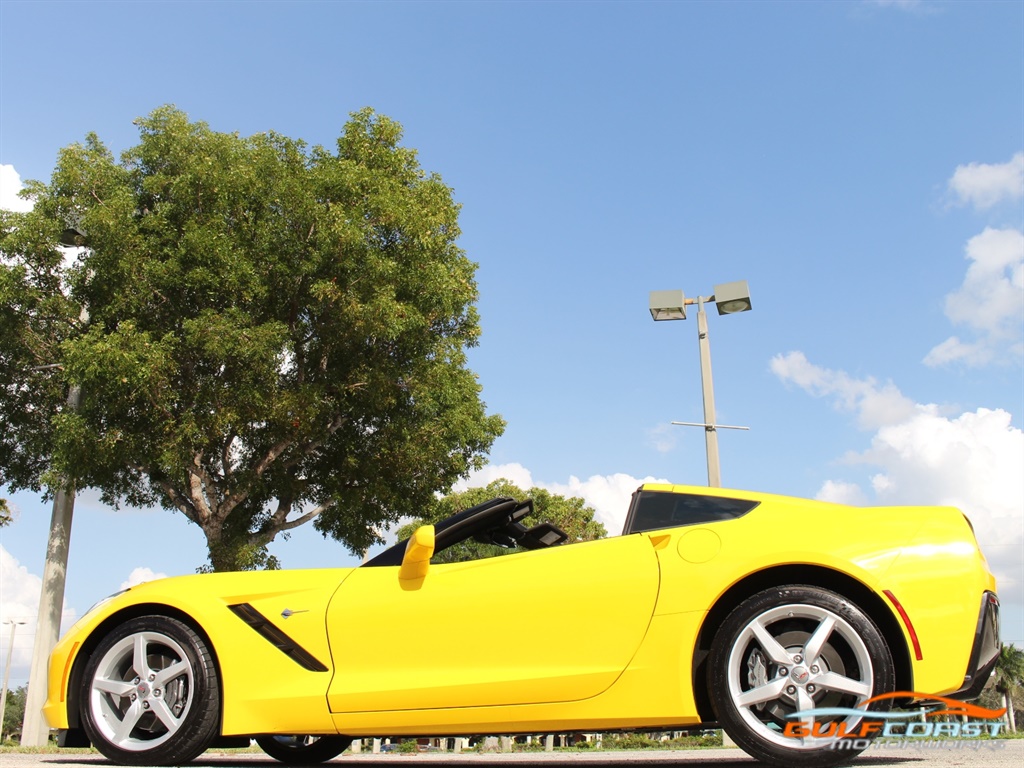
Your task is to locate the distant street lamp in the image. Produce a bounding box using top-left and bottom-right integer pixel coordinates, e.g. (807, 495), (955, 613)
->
(649, 280), (752, 487)
(1, 619), (27, 741)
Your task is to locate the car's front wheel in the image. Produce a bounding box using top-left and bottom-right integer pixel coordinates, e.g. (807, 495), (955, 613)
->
(708, 585), (894, 768)
(256, 735), (353, 764)
(80, 615), (220, 765)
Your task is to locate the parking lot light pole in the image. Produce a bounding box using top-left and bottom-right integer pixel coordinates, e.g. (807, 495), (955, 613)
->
(21, 228), (88, 746)
(2, 619), (27, 741)
(649, 281), (752, 487)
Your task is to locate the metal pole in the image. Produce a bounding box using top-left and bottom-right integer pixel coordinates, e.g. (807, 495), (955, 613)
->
(1, 620), (25, 741)
(696, 297), (721, 487)
(20, 296), (89, 747)
(20, 385), (80, 746)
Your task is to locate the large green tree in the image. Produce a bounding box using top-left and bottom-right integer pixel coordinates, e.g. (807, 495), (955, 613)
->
(398, 479), (607, 563)
(0, 106), (504, 571)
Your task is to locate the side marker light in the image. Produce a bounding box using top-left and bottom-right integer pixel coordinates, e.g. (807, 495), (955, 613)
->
(884, 590), (923, 661)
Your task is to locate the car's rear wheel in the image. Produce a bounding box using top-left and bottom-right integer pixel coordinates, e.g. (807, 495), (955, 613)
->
(80, 615), (220, 765)
(708, 585), (894, 768)
(256, 735), (353, 764)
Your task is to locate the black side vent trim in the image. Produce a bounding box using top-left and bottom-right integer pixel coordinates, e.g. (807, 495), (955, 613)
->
(228, 603), (329, 672)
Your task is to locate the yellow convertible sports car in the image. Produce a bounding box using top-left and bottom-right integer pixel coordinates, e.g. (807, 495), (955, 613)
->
(45, 484), (999, 767)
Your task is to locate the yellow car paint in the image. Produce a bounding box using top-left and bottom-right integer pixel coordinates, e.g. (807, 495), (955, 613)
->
(326, 533), (659, 713)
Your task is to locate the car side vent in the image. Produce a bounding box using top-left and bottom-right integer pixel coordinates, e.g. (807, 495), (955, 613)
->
(227, 603), (329, 672)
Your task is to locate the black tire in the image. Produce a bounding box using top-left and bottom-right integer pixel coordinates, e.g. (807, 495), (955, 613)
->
(708, 585), (894, 768)
(256, 735), (353, 764)
(80, 615), (220, 765)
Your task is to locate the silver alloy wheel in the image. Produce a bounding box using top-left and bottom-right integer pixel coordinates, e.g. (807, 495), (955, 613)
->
(87, 629), (195, 752)
(727, 602), (875, 751)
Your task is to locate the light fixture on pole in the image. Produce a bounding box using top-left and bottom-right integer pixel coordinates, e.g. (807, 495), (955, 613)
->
(649, 280), (752, 487)
(1, 619), (27, 741)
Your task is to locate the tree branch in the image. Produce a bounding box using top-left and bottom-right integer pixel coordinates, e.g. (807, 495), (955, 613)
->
(281, 414), (347, 470)
(216, 434), (295, 521)
(252, 437), (295, 478)
(187, 452), (214, 522)
(250, 498), (334, 548)
(151, 475), (202, 526)
(277, 501), (330, 532)
(221, 430), (238, 483)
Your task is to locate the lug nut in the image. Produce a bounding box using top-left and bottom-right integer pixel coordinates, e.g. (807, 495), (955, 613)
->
(132, 676), (140, 684)
(130, 694), (137, 701)
(810, 665), (819, 674)
(148, 673), (156, 682)
(779, 668), (788, 676)
(807, 684), (816, 693)
(786, 685), (796, 695)
(793, 655), (803, 664)
(153, 688), (161, 697)
(142, 701), (150, 710)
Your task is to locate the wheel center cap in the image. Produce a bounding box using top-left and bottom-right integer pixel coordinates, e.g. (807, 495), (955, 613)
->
(791, 666), (810, 684)
(137, 682), (150, 699)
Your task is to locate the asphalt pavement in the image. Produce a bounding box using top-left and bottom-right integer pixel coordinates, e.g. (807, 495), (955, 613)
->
(1, 741), (1021, 768)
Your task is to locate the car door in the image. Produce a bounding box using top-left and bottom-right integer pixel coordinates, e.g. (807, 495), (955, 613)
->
(325, 533), (660, 713)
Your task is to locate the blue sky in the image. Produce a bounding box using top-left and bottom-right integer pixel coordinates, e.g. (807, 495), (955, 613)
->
(1, 0), (1022, 686)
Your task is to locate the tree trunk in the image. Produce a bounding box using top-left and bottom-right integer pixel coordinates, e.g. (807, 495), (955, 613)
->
(1004, 690), (1016, 733)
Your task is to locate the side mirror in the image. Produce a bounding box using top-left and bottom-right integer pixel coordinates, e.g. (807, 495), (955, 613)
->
(399, 525), (435, 582)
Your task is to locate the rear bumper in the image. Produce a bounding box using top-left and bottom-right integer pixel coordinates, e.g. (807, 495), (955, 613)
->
(949, 591), (1000, 700)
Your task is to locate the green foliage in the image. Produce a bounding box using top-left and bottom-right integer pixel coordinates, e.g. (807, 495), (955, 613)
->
(992, 643), (1024, 732)
(1, 685), (27, 743)
(0, 106), (504, 571)
(600, 732), (722, 750)
(995, 644), (1024, 695)
(604, 733), (659, 749)
(397, 479), (606, 563)
(512, 741), (545, 752)
(0, 498), (10, 526)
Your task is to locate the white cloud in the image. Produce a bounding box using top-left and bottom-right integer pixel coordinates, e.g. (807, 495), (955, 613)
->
(924, 336), (990, 368)
(647, 423), (678, 454)
(0, 164), (34, 213)
(862, 0), (941, 15)
(545, 473), (668, 534)
(771, 351), (917, 429)
(815, 480), (868, 506)
(772, 355), (1024, 605)
(925, 227), (1024, 367)
(452, 462), (537, 492)
(120, 567), (168, 590)
(453, 462), (668, 536)
(0, 545), (77, 679)
(0, 163), (82, 280)
(948, 152), (1024, 210)
(0, 546), (42, 670)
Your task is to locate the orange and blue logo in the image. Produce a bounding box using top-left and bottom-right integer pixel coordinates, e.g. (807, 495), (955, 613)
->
(784, 692), (1006, 747)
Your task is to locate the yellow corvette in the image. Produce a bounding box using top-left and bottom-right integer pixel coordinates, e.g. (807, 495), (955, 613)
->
(45, 484), (999, 767)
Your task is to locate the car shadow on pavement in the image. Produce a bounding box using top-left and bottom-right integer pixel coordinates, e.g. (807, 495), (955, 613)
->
(38, 757), (924, 767)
